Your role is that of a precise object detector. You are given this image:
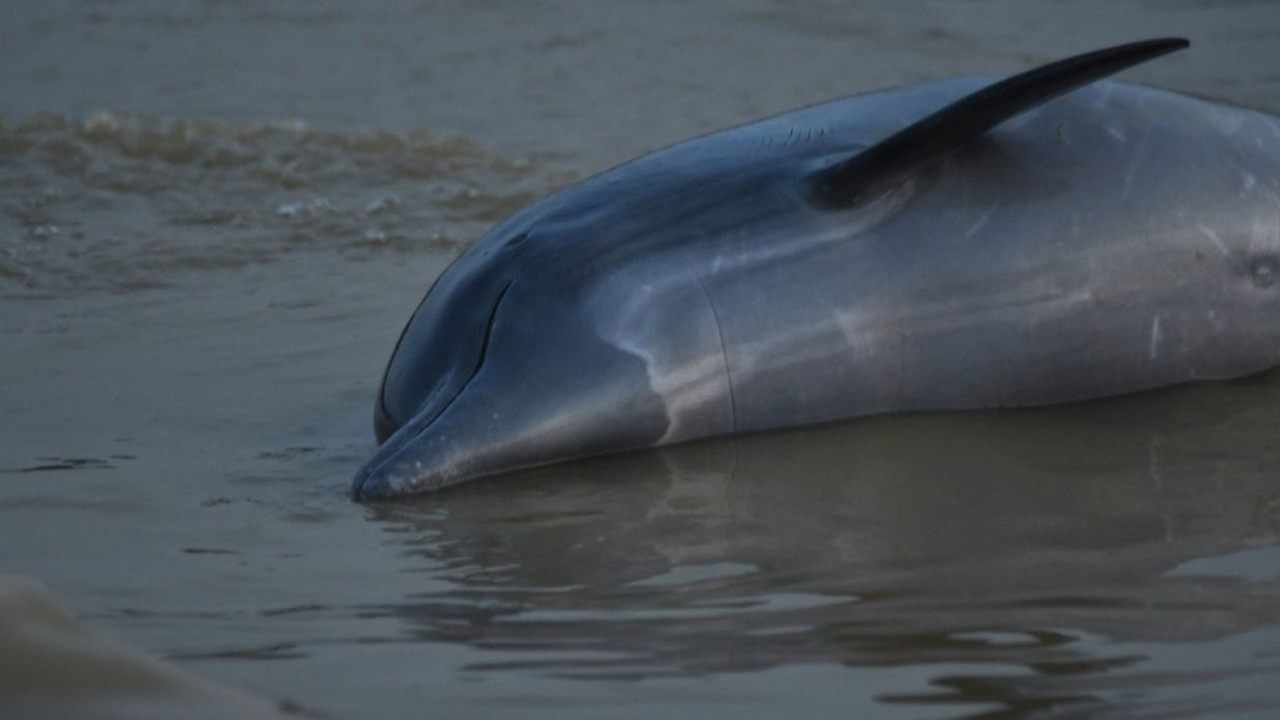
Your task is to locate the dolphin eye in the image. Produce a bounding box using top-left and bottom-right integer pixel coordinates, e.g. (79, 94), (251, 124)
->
(1248, 255), (1279, 289)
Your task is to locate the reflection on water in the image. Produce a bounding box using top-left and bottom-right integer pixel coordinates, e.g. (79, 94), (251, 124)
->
(367, 375), (1280, 716)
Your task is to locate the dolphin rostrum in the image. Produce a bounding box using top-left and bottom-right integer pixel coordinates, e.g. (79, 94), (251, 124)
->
(353, 38), (1280, 499)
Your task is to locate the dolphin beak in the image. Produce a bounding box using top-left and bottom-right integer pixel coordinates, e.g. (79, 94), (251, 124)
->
(350, 459), (397, 500)
(351, 403), (445, 500)
(350, 442), (407, 501)
(351, 436), (435, 500)
(354, 359), (479, 499)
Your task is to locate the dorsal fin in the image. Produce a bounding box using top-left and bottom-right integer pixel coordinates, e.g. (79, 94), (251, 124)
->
(807, 38), (1190, 210)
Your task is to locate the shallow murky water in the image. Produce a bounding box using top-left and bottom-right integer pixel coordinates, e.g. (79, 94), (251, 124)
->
(3, 2), (1280, 718)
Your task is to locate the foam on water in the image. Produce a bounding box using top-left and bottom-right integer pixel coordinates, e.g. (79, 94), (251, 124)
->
(0, 112), (572, 296)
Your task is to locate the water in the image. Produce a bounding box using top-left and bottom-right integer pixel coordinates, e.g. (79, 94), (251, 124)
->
(3, 2), (1280, 718)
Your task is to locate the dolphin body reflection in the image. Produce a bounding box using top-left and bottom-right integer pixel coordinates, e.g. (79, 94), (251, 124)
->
(354, 39), (1280, 499)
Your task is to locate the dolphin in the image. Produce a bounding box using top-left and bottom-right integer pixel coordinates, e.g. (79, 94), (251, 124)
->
(353, 38), (1280, 499)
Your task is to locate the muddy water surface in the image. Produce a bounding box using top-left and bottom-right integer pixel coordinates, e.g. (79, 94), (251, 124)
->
(3, 2), (1280, 718)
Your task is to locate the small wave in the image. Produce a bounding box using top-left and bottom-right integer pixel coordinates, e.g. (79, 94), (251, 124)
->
(0, 112), (576, 295)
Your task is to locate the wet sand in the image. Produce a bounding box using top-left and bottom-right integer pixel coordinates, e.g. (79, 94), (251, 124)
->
(3, 2), (1280, 718)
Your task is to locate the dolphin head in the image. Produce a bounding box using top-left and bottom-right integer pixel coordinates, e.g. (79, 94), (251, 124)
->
(351, 214), (735, 500)
(370, 228), (527, 448)
(351, 139), (812, 500)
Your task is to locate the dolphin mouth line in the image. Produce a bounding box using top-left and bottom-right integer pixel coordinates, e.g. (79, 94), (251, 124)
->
(414, 279), (513, 441)
(353, 280), (514, 500)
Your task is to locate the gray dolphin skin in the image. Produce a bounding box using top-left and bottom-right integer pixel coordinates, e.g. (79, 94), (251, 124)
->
(353, 38), (1280, 499)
